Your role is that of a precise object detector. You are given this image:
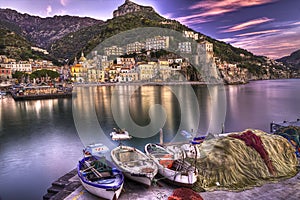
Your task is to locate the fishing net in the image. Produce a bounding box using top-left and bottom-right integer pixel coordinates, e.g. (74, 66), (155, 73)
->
(192, 129), (299, 192)
(168, 188), (204, 200)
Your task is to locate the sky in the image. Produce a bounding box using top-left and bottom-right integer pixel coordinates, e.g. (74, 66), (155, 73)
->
(0, 0), (299, 59)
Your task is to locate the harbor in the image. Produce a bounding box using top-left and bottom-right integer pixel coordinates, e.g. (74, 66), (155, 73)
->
(43, 159), (300, 200)
(43, 125), (300, 200)
(1, 80), (300, 200)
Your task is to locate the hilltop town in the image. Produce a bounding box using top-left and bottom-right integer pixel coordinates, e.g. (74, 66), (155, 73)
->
(0, 0), (297, 86)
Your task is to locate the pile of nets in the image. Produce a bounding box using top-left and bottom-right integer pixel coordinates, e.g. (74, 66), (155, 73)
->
(168, 188), (204, 200)
(192, 129), (299, 192)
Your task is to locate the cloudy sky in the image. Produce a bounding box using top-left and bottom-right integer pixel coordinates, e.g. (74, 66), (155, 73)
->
(0, 0), (299, 59)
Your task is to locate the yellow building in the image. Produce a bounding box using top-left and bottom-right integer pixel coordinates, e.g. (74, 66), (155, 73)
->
(71, 52), (88, 82)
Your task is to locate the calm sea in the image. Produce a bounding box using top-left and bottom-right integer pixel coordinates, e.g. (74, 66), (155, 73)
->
(0, 79), (299, 200)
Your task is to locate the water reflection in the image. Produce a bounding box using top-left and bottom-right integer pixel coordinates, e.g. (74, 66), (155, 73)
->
(1, 80), (300, 200)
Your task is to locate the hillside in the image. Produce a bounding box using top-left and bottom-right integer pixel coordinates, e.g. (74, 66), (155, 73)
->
(0, 0), (294, 80)
(50, 10), (192, 62)
(0, 29), (51, 61)
(0, 8), (103, 48)
(278, 50), (300, 69)
(50, 4), (282, 78)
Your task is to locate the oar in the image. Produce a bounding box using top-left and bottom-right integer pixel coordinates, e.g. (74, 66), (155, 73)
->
(84, 161), (102, 178)
(81, 164), (95, 172)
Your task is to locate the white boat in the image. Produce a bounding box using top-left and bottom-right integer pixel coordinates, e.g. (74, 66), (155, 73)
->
(145, 143), (198, 187)
(78, 144), (124, 200)
(181, 143), (201, 159)
(110, 128), (132, 141)
(111, 145), (158, 186)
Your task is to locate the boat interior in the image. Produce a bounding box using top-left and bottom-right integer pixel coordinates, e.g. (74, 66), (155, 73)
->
(80, 157), (116, 181)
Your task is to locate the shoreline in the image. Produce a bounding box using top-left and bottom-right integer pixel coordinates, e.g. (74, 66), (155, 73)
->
(73, 81), (222, 87)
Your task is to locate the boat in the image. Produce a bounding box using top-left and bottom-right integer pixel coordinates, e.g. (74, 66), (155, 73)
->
(110, 145), (158, 186)
(10, 85), (73, 101)
(145, 143), (198, 187)
(78, 144), (124, 200)
(110, 128), (132, 141)
(181, 143), (201, 159)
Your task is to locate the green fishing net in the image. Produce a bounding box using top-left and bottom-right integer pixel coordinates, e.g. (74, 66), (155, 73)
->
(191, 129), (299, 192)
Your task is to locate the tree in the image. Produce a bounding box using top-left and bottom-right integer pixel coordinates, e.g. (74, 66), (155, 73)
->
(12, 71), (25, 82)
(31, 69), (59, 79)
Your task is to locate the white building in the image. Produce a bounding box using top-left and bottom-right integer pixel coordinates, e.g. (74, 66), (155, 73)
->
(126, 41), (145, 54)
(0, 62), (32, 72)
(31, 47), (49, 55)
(183, 31), (199, 41)
(138, 63), (157, 80)
(104, 46), (124, 56)
(116, 57), (135, 67)
(178, 42), (192, 54)
(145, 36), (170, 51)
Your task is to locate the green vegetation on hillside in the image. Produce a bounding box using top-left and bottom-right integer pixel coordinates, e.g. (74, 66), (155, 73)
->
(0, 29), (56, 62)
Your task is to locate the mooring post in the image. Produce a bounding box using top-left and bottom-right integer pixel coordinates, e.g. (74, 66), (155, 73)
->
(159, 128), (163, 145)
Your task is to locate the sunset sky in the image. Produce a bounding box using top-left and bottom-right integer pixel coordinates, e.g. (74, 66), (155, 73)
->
(0, 0), (299, 59)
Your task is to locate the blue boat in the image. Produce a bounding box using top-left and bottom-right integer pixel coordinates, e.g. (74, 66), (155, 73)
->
(78, 144), (124, 200)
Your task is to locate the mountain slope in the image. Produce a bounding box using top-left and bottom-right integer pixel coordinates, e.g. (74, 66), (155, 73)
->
(0, 29), (51, 61)
(278, 50), (300, 69)
(0, 8), (103, 48)
(50, 10), (192, 61)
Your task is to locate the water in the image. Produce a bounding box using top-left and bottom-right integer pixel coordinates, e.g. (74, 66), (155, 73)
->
(0, 79), (299, 200)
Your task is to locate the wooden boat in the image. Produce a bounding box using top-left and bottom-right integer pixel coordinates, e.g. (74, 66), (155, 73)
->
(145, 143), (198, 187)
(78, 144), (124, 200)
(111, 145), (158, 186)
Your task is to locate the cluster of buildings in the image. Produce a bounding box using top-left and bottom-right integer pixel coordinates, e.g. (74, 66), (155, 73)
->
(0, 55), (70, 82)
(0, 28), (248, 85)
(69, 29), (221, 83)
(103, 36), (171, 56)
(70, 52), (185, 83)
(103, 31), (201, 56)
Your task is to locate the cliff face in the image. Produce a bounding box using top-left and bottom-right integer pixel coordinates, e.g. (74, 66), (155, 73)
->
(113, 0), (155, 17)
(0, 8), (103, 48)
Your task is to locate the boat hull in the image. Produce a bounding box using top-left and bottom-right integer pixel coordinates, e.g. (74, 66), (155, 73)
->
(78, 156), (124, 200)
(79, 179), (123, 200)
(145, 143), (198, 187)
(123, 171), (152, 186)
(157, 166), (197, 187)
(111, 145), (158, 186)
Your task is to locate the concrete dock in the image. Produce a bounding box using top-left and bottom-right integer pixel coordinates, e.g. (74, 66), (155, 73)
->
(44, 162), (300, 200)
